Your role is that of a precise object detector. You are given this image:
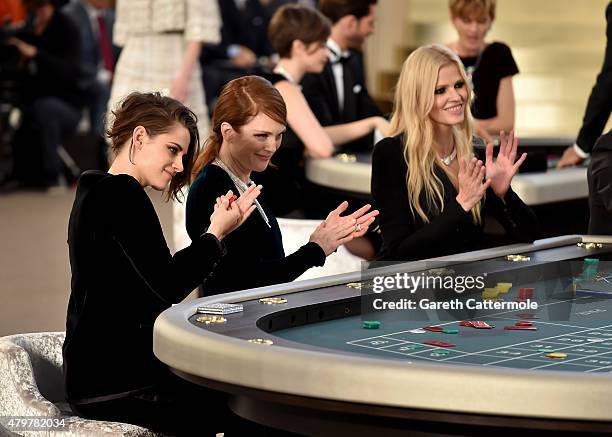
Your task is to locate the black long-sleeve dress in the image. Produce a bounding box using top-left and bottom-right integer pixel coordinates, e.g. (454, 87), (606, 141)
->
(63, 171), (227, 406)
(371, 135), (539, 261)
(186, 163), (326, 294)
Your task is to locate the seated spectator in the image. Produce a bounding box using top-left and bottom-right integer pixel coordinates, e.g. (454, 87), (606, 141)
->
(200, 0), (278, 113)
(371, 44), (537, 262)
(5, 0), (82, 191)
(0, 0), (28, 181)
(588, 130), (612, 234)
(63, 91), (263, 435)
(64, 0), (119, 144)
(447, 0), (518, 142)
(186, 75), (378, 294)
(260, 4), (387, 217)
(300, 0), (387, 153)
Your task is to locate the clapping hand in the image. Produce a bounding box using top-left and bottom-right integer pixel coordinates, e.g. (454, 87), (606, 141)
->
(485, 130), (526, 199)
(309, 201), (379, 256)
(456, 157), (491, 212)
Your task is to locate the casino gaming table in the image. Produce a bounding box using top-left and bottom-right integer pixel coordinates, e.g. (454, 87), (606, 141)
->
(154, 235), (612, 435)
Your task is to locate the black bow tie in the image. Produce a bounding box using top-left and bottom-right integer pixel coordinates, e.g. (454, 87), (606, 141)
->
(328, 46), (351, 65)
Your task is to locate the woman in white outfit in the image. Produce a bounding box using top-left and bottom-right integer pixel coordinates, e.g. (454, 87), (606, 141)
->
(109, 0), (220, 143)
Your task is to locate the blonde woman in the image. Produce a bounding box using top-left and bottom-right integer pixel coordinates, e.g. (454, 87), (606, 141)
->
(371, 44), (538, 262)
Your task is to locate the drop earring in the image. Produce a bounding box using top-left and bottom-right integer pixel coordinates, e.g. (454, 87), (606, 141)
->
(129, 138), (135, 165)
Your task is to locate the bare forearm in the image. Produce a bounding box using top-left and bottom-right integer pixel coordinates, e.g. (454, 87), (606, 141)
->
(476, 115), (514, 134)
(177, 41), (202, 82)
(323, 117), (377, 146)
(479, 77), (515, 134)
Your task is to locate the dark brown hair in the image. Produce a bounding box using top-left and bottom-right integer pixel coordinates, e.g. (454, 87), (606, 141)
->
(107, 91), (200, 202)
(192, 76), (286, 178)
(268, 4), (331, 58)
(449, 0), (496, 20)
(319, 0), (377, 24)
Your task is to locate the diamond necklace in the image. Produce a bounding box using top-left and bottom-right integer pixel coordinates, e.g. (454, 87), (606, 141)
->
(213, 158), (271, 228)
(440, 147), (457, 166)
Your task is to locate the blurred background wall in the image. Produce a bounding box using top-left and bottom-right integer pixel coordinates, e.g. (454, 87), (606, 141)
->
(365, 0), (611, 137)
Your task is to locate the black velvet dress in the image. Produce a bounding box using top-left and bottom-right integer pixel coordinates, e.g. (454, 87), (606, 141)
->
(63, 171), (239, 434)
(371, 135), (539, 261)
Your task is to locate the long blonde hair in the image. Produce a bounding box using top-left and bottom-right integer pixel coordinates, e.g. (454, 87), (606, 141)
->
(389, 44), (482, 224)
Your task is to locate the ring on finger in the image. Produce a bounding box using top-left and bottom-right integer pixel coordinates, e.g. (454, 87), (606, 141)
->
(355, 223), (362, 232)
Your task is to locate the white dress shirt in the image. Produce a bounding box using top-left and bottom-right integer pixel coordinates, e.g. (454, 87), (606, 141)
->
(326, 38), (350, 113)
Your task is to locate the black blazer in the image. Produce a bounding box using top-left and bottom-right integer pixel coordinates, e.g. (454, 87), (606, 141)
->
(21, 9), (82, 107)
(588, 130), (612, 234)
(577, 1), (612, 153)
(301, 50), (383, 152)
(63, 171), (226, 405)
(201, 0), (274, 62)
(371, 135), (539, 261)
(186, 164), (326, 294)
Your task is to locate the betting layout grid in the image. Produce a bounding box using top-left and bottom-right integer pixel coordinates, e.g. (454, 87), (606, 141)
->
(348, 299), (612, 373)
(347, 247), (612, 371)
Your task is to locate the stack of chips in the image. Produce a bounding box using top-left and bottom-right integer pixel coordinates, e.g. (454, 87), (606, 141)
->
(482, 288), (499, 300)
(582, 258), (600, 281)
(518, 287), (534, 301)
(495, 282), (512, 293)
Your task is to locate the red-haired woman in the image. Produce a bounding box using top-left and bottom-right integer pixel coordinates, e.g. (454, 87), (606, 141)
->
(186, 75), (378, 294)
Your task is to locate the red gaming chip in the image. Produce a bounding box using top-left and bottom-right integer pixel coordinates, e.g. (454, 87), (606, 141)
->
(515, 321), (534, 327)
(504, 326), (538, 331)
(518, 287), (535, 301)
(423, 325), (444, 332)
(228, 194), (238, 205)
(423, 341), (456, 347)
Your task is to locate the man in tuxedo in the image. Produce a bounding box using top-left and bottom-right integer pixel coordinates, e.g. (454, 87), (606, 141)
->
(300, 0), (382, 152)
(558, 1), (612, 168)
(588, 130), (612, 234)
